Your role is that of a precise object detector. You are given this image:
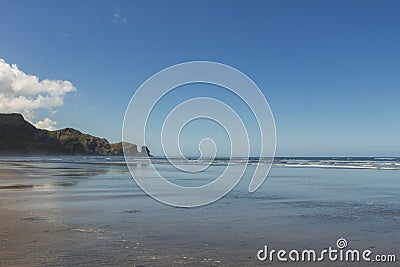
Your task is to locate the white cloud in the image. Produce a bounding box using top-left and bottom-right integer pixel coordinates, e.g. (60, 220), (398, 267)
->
(113, 10), (127, 23)
(113, 12), (120, 23)
(34, 117), (57, 131)
(0, 58), (77, 128)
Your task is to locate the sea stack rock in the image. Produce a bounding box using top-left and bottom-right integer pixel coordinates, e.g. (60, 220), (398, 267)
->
(140, 146), (151, 157)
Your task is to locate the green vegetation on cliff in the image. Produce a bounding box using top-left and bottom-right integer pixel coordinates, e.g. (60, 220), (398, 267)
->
(0, 113), (150, 156)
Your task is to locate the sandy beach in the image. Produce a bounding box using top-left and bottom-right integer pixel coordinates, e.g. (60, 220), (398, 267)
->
(0, 206), (61, 266)
(0, 168), (65, 266)
(0, 158), (399, 266)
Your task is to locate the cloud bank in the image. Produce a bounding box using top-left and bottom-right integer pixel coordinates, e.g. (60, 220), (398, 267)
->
(0, 58), (76, 130)
(34, 117), (58, 131)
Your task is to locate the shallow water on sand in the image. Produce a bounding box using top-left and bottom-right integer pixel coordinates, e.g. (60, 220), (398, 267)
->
(0, 157), (399, 266)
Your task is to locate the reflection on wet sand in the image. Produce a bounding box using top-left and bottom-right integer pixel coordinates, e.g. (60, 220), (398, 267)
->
(0, 157), (399, 266)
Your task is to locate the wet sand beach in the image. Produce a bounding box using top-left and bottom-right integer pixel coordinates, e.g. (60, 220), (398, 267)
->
(0, 168), (67, 266)
(0, 206), (60, 266)
(0, 157), (399, 266)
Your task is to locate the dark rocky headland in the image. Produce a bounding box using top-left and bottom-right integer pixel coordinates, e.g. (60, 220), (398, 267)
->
(0, 113), (150, 156)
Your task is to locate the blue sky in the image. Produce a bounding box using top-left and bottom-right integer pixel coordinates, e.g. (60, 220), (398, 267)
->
(1, 0), (399, 156)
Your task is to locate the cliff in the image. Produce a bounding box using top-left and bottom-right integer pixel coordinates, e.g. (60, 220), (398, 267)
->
(0, 113), (150, 156)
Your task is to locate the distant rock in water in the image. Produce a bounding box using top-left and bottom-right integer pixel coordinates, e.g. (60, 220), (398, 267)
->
(109, 142), (150, 157)
(0, 113), (150, 156)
